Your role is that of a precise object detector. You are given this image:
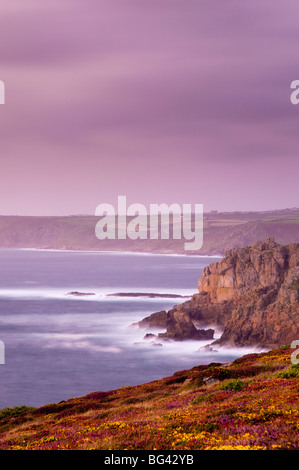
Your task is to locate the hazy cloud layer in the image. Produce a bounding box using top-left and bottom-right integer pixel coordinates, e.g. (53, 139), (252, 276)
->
(0, 0), (298, 214)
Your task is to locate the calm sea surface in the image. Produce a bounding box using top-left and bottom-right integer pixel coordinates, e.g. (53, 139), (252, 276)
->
(0, 249), (252, 408)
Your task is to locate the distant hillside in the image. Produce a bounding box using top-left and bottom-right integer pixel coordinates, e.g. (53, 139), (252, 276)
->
(0, 208), (299, 255)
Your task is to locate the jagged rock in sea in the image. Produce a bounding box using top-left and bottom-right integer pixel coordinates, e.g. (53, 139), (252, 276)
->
(158, 310), (214, 341)
(66, 291), (96, 296)
(136, 238), (299, 348)
(107, 292), (190, 299)
(136, 308), (214, 341)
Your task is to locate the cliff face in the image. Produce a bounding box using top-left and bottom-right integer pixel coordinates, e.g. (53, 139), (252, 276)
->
(198, 238), (288, 302)
(138, 238), (299, 348)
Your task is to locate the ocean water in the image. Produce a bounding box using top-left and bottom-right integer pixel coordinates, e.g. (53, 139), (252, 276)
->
(0, 249), (254, 409)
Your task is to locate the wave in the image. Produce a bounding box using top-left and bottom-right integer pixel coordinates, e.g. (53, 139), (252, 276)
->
(14, 248), (222, 259)
(34, 333), (123, 354)
(0, 287), (194, 301)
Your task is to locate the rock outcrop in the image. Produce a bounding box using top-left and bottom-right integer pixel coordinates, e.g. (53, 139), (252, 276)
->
(136, 238), (299, 348)
(107, 292), (190, 299)
(137, 308), (215, 341)
(66, 291), (96, 296)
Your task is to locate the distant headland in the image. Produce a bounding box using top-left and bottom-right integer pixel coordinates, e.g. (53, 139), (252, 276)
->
(0, 208), (299, 256)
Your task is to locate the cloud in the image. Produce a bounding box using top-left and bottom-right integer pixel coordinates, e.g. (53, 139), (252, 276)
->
(0, 0), (299, 214)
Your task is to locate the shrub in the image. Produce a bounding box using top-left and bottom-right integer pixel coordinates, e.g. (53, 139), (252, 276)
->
(219, 379), (246, 392)
(191, 393), (215, 404)
(0, 406), (35, 420)
(277, 363), (299, 379)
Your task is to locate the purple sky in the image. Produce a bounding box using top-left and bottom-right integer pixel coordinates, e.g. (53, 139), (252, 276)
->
(0, 0), (299, 215)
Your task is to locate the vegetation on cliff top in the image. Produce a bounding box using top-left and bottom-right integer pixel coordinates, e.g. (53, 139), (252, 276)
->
(0, 346), (298, 450)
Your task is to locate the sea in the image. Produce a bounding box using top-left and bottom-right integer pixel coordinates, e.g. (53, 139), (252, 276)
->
(0, 249), (256, 409)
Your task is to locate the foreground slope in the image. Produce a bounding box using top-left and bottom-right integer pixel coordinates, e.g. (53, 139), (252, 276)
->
(0, 346), (298, 450)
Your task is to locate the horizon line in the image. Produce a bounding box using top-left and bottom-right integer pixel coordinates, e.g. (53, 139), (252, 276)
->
(0, 207), (299, 218)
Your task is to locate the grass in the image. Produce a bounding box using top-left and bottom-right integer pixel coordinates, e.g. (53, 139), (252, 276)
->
(0, 346), (298, 450)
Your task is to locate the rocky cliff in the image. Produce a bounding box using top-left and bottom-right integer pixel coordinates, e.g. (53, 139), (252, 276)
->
(137, 238), (299, 348)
